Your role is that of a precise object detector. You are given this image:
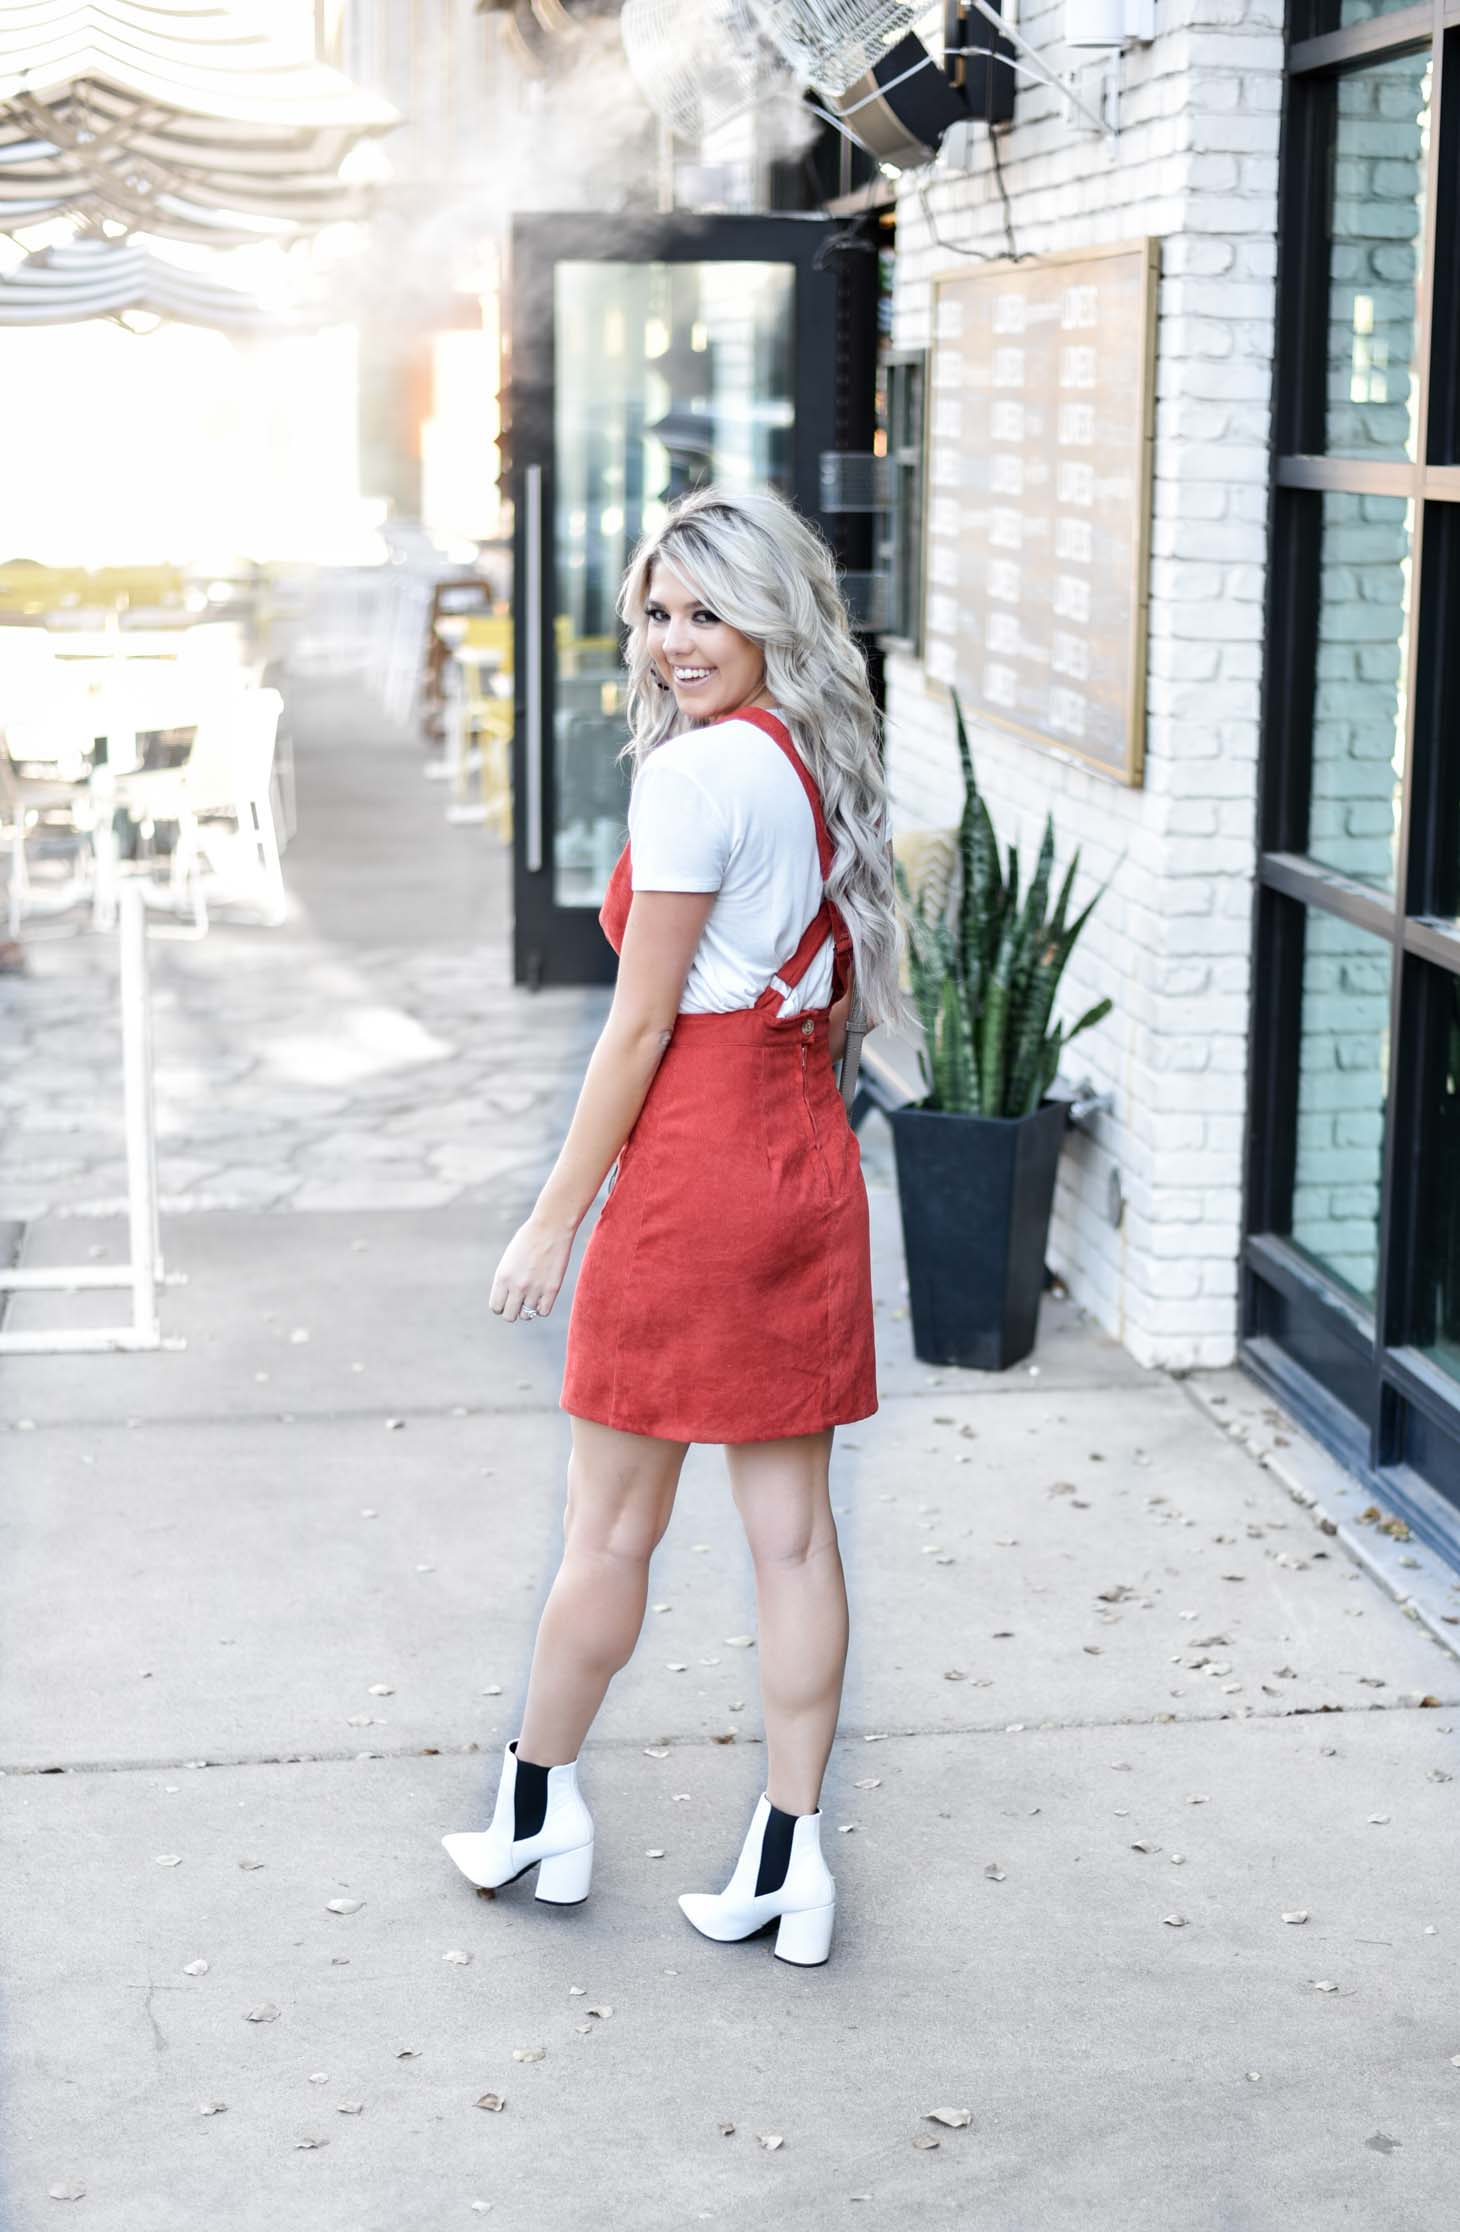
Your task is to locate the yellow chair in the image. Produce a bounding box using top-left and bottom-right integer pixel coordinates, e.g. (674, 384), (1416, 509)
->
(447, 613), (513, 842)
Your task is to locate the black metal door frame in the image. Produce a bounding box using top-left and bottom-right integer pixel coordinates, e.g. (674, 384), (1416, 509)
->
(1243, 0), (1460, 1556)
(505, 210), (878, 990)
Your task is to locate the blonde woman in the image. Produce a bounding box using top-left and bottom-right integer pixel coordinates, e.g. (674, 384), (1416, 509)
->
(442, 486), (910, 1967)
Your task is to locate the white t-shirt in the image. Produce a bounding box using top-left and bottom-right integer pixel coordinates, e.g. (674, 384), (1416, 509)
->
(627, 710), (835, 1019)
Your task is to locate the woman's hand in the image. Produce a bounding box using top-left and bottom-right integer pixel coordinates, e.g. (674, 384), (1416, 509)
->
(489, 1212), (577, 1323)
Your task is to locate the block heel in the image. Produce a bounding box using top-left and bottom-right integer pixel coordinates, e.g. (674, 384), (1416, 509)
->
(774, 1900), (835, 1966)
(535, 1838), (594, 1905)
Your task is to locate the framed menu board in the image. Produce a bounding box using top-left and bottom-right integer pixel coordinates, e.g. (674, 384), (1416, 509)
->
(922, 239), (1159, 786)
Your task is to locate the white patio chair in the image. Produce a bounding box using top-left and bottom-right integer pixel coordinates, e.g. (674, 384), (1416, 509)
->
(175, 686), (287, 931)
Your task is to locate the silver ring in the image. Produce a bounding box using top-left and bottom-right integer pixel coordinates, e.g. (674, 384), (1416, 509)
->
(520, 1306), (538, 1321)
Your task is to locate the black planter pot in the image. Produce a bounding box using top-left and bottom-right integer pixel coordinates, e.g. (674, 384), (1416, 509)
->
(888, 1097), (1069, 1371)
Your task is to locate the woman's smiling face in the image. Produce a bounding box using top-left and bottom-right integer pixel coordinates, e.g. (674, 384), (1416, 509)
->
(644, 560), (770, 723)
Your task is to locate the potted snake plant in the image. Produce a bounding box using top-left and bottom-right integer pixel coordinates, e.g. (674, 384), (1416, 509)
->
(890, 693), (1112, 1370)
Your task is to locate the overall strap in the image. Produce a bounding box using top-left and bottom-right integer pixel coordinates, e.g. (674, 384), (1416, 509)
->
(726, 707), (834, 879)
(717, 708), (854, 1012)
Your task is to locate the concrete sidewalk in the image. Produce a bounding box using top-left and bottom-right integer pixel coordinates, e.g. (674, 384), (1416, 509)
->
(2, 683), (1457, 2232)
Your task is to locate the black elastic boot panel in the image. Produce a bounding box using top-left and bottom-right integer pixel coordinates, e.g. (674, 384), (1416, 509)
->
(510, 1740), (550, 1841)
(755, 1802), (800, 1897)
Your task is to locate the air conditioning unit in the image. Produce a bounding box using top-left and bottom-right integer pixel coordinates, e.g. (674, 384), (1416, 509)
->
(1064, 0), (1156, 46)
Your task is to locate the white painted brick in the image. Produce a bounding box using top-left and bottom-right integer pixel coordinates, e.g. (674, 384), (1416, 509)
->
(886, 3), (1282, 1370)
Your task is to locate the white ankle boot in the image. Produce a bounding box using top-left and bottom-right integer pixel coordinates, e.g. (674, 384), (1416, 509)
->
(678, 1791), (836, 1966)
(442, 1739), (595, 1904)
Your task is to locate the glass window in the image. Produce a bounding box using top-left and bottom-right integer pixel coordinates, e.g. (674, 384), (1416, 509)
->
(551, 260), (795, 907)
(1300, 0), (1431, 33)
(1306, 491), (1412, 889)
(1417, 969), (1460, 1387)
(875, 350), (925, 650)
(1290, 909), (1392, 1307)
(1322, 53), (1432, 463)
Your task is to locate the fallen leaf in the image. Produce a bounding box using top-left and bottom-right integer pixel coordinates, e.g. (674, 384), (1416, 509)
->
(1368, 1814), (1391, 1826)
(443, 1950), (472, 1966)
(245, 2002), (281, 2023)
(725, 1636), (755, 1648)
(758, 2133), (784, 2151)
(155, 1853), (183, 1868)
(644, 1746), (670, 1759)
(911, 2132), (940, 2150)
(1282, 1910), (1309, 1926)
(238, 1858), (266, 1872)
(197, 2100), (228, 2116)
(295, 2135), (329, 2150)
(396, 2048), (420, 2060)
(476, 2093), (506, 2112)
(183, 1959), (209, 1976)
(326, 1899), (365, 1916)
(854, 1777), (882, 1791)
(1130, 1842), (1159, 1855)
(336, 2102), (364, 2116)
(646, 1848), (666, 1858)
(48, 2182), (86, 2202)
(586, 2005), (613, 2019)
(368, 1684), (394, 1697)
(1163, 1914), (1188, 1928)
(1366, 2132), (1402, 2154)
(511, 2046), (545, 2063)
(925, 2107), (972, 2128)
(719, 2120), (736, 2136)
(666, 1663), (688, 1673)
(984, 1863), (1006, 1882)
(385, 1418), (405, 1432)
(1313, 1980), (1339, 1993)
(308, 2072), (329, 2085)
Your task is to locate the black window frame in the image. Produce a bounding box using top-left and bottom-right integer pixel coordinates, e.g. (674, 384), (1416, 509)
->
(1243, 0), (1460, 1559)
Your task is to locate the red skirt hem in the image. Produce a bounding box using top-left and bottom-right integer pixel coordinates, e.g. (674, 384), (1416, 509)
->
(559, 1392), (879, 1445)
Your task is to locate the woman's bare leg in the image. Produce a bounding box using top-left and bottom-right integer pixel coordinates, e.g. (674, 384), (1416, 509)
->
(724, 1428), (847, 1816)
(515, 1414), (690, 1767)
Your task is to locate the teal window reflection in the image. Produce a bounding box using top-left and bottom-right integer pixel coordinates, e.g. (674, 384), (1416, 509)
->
(1323, 54), (1431, 463)
(1307, 492), (1411, 890)
(1290, 909), (1391, 1307)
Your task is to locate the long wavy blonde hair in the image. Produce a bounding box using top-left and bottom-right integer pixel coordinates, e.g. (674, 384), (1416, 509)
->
(616, 484), (911, 1036)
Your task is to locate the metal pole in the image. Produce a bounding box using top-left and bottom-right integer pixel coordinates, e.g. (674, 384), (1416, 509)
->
(118, 881), (159, 1341)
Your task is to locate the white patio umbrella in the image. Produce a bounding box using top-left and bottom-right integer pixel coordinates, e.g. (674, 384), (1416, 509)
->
(0, 229), (288, 324)
(0, 0), (399, 245)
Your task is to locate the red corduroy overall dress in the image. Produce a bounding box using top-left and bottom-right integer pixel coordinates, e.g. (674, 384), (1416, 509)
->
(560, 708), (879, 1444)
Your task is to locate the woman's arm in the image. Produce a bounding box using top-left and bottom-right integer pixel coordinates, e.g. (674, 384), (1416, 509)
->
(488, 887), (718, 1322)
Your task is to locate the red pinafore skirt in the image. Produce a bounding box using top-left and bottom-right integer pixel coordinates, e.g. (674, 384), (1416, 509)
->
(560, 709), (879, 1444)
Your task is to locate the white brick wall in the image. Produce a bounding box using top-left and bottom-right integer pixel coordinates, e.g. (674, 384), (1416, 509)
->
(887, 0), (1285, 1369)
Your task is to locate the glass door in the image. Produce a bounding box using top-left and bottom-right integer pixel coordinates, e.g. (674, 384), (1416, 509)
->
(506, 213), (876, 987)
